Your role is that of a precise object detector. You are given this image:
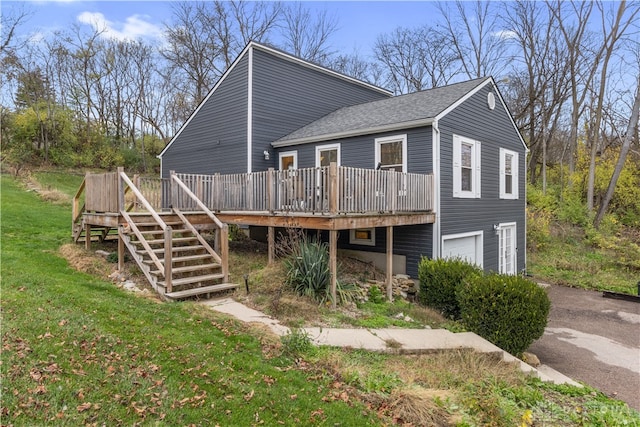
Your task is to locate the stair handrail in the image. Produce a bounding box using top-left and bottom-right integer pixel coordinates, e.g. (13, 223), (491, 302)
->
(120, 210), (166, 276)
(72, 175), (87, 226)
(118, 168), (167, 231)
(171, 171), (229, 282)
(118, 168), (172, 292)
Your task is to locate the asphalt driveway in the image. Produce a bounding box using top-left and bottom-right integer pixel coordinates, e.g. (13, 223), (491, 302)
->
(528, 284), (640, 411)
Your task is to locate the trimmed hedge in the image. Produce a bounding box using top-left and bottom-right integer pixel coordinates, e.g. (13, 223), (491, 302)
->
(418, 257), (483, 319)
(457, 274), (550, 356)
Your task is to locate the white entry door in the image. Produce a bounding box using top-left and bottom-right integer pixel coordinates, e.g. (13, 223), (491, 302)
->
(498, 223), (517, 275)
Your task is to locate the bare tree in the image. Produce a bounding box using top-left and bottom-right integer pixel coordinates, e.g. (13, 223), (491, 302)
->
(0, 4), (31, 55)
(374, 26), (460, 94)
(436, 0), (507, 79)
(328, 51), (385, 87)
(594, 73), (640, 227)
(503, 1), (571, 188)
(160, 2), (220, 105)
(280, 3), (338, 64)
(585, 0), (639, 212)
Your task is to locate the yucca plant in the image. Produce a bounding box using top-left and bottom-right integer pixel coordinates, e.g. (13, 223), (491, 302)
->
(284, 236), (363, 305)
(284, 237), (331, 302)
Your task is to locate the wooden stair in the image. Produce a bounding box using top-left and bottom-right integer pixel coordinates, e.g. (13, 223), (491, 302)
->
(120, 213), (238, 301)
(73, 220), (118, 243)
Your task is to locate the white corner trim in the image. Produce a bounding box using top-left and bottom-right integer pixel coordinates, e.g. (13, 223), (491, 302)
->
(159, 42), (255, 159)
(247, 46), (253, 173)
(432, 120), (441, 259)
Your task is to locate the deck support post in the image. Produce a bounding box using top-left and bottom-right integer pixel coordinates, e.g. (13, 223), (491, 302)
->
(386, 226), (393, 302)
(164, 226), (173, 294)
(118, 226), (125, 271)
(85, 223), (91, 250)
(220, 225), (229, 283)
(267, 226), (275, 264)
(329, 229), (338, 309)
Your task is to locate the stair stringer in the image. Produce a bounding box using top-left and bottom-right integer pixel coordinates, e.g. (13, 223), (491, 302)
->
(119, 226), (166, 298)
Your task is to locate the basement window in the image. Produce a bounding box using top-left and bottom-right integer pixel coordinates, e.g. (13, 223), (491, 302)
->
(350, 228), (376, 246)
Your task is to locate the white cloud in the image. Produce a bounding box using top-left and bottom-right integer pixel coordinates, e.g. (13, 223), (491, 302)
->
(494, 30), (518, 40)
(77, 11), (163, 42)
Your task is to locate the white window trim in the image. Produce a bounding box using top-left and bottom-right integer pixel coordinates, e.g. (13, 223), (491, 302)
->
(349, 228), (376, 246)
(499, 148), (519, 199)
(441, 230), (484, 268)
(279, 150), (297, 170)
(375, 134), (407, 172)
(453, 134), (481, 198)
(315, 143), (341, 168)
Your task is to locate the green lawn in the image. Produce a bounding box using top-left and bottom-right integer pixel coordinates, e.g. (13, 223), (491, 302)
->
(3, 173), (639, 426)
(0, 176), (379, 426)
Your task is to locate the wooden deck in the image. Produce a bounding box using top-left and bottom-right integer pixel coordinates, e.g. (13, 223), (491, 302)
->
(73, 164), (435, 305)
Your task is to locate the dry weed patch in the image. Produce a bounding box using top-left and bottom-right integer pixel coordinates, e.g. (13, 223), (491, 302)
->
(59, 244), (113, 278)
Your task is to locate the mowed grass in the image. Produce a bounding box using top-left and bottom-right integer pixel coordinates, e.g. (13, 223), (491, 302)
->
(4, 171), (640, 426)
(0, 176), (380, 426)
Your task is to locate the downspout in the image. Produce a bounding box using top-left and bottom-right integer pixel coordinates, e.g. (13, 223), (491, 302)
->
(247, 46), (253, 174)
(432, 119), (441, 259)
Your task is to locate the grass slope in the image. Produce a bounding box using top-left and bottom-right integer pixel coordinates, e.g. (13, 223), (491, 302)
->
(1, 176), (379, 426)
(3, 171), (639, 426)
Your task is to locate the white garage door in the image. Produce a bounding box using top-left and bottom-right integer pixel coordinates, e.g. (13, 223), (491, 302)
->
(442, 232), (483, 267)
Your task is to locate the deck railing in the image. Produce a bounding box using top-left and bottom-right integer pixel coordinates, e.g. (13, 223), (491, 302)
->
(170, 164), (434, 214)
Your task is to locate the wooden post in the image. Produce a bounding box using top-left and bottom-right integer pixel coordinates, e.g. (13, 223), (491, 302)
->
(329, 229), (338, 309)
(220, 225), (229, 283)
(164, 226), (173, 294)
(117, 167), (125, 212)
(267, 226), (275, 264)
(118, 226), (125, 271)
(85, 223), (91, 250)
(267, 168), (274, 213)
(386, 226), (393, 302)
(214, 173), (220, 211)
(329, 162), (338, 214)
(170, 170), (177, 209)
(390, 173), (397, 213)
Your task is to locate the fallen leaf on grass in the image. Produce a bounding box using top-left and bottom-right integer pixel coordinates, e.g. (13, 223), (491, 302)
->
(77, 402), (92, 412)
(244, 390), (255, 401)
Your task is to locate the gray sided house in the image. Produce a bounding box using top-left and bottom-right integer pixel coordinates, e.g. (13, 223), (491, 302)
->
(159, 42), (528, 278)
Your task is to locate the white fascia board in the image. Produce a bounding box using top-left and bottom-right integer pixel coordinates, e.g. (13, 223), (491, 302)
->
(271, 118), (433, 148)
(158, 43), (254, 159)
(434, 77), (528, 153)
(253, 43), (392, 97)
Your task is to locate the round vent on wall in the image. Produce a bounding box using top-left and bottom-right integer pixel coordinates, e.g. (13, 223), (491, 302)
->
(487, 92), (496, 110)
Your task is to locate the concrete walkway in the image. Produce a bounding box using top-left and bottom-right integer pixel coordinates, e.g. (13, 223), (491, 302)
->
(201, 297), (580, 387)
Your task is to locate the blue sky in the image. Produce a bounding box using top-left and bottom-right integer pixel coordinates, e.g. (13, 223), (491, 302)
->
(6, 1), (442, 57)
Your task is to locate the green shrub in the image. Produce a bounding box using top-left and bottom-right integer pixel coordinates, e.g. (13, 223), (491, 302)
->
(280, 328), (315, 357)
(457, 274), (550, 356)
(418, 257), (483, 319)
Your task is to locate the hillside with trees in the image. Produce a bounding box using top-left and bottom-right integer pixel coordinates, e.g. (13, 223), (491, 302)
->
(2, 1), (639, 241)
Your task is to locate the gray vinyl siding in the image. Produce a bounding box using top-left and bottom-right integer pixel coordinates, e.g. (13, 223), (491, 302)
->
(439, 84), (526, 272)
(161, 56), (249, 178)
(281, 127), (432, 173)
(251, 48), (390, 172)
(284, 126), (434, 278)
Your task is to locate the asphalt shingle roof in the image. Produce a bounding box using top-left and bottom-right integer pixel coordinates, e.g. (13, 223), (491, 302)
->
(275, 77), (490, 145)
